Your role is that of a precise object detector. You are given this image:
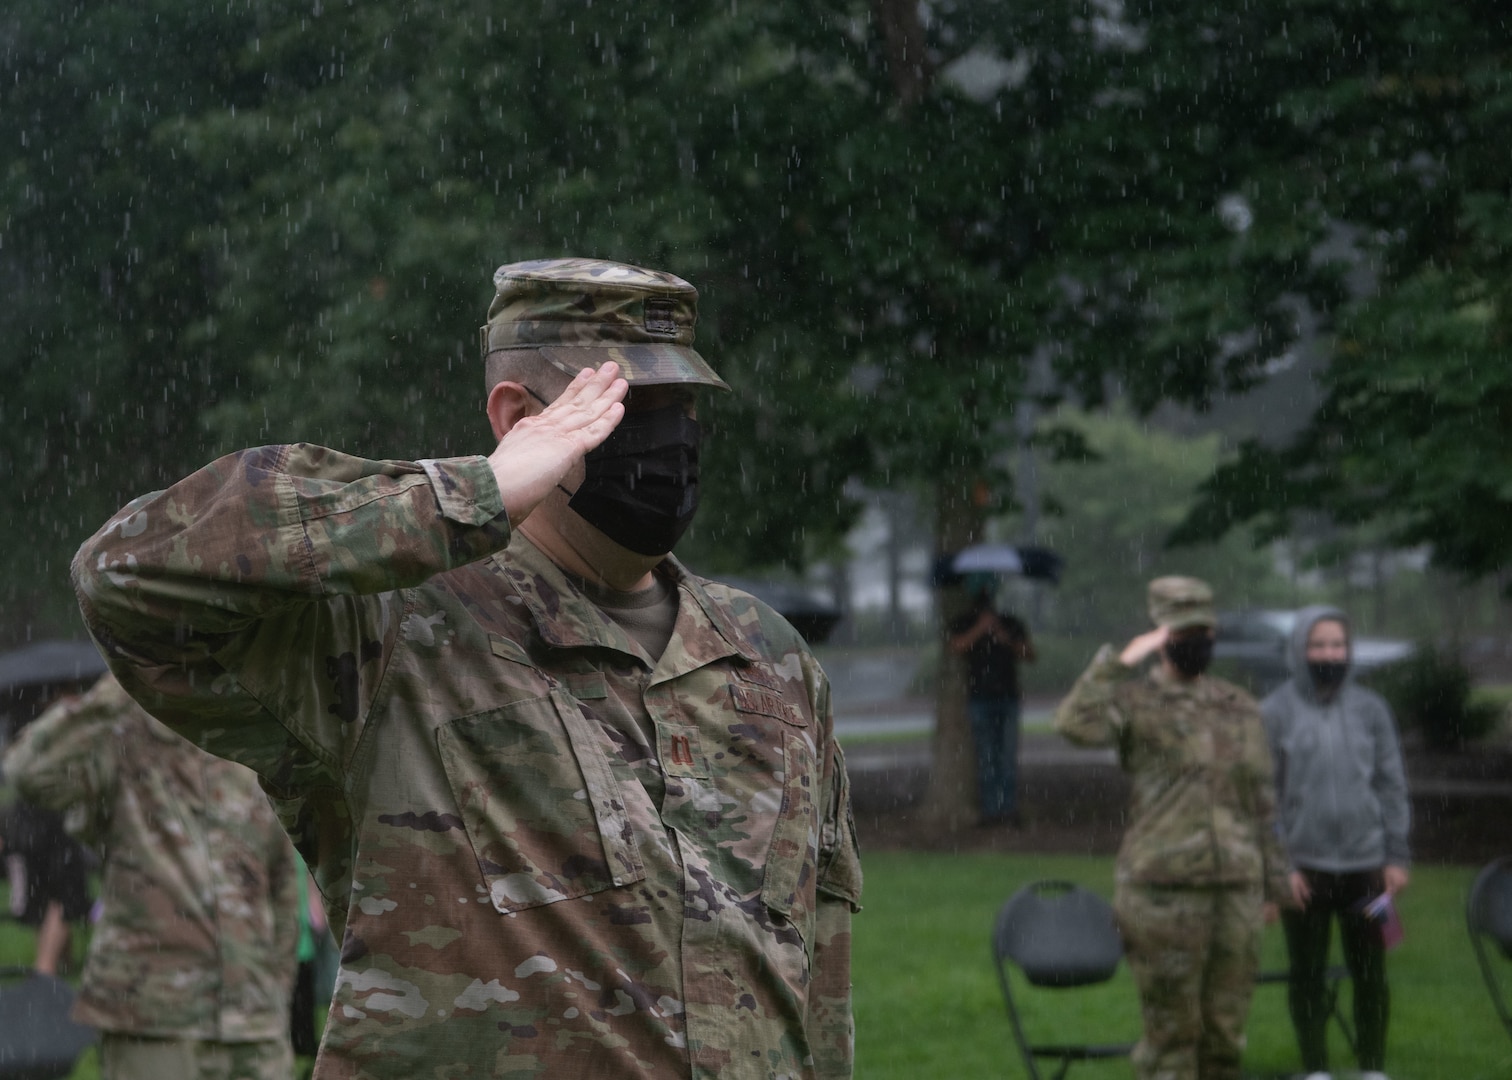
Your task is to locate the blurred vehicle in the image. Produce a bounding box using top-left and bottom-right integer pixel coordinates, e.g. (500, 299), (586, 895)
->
(718, 577), (843, 645)
(1212, 610), (1414, 697)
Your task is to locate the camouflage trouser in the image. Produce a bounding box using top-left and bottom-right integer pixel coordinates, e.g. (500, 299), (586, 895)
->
(1113, 882), (1263, 1080)
(100, 1033), (294, 1080)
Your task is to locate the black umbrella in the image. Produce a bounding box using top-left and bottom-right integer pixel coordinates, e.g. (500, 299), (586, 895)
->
(931, 545), (1065, 587)
(0, 642), (108, 697)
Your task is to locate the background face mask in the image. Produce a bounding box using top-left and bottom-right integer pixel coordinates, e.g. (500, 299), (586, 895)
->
(1163, 634), (1215, 677)
(567, 405), (702, 556)
(1307, 660), (1349, 690)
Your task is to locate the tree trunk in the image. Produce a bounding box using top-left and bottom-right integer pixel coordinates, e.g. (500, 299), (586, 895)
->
(828, 559), (854, 647)
(873, 0), (968, 827)
(919, 476), (986, 830)
(871, 0), (933, 110)
(885, 493), (905, 642)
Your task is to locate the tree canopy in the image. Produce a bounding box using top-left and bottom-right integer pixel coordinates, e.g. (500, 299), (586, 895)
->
(1035, 408), (1292, 642)
(1169, 2), (1512, 584)
(0, 5), (1246, 612)
(3, 0), (1507, 625)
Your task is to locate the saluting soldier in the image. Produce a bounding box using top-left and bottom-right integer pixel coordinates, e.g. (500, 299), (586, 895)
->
(1055, 576), (1289, 1080)
(72, 259), (862, 1079)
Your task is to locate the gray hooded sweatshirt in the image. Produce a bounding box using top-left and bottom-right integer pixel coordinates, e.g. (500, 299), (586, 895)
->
(1260, 605), (1411, 872)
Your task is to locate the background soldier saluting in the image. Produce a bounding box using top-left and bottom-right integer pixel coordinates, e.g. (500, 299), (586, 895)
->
(1054, 576), (1288, 1080)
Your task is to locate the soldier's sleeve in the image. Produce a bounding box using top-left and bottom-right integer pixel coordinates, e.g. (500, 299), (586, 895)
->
(1367, 692), (1412, 866)
(1052, 644), (1136, 748)
(70, 443), (510, 780)
(2, 679), (121, 846)
(807, 662), (862, 1079)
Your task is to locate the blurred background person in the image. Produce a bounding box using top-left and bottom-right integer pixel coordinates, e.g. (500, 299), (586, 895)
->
(289, 853), (339, 1070)
(1055, 576), (1289, 1080)
(4, 671), (299, 1080)
(948, 582), (1036, 825)
(1262, 607), (1410, 1080)
(1, 799), (93, 975)
(0, 643), (105, 977)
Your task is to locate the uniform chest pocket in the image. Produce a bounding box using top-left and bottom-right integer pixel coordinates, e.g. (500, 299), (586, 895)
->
(724, 681), (820, 929)
(760, 728), (819, 926)
(436, 689), (645, 914)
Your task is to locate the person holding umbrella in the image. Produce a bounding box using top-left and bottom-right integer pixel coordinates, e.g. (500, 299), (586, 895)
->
(948, 580), (1036, 826)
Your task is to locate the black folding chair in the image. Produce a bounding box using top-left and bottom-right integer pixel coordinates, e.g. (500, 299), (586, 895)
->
(992, 881), (1135, 1080)
(1254, 962), (1356, 1054)
(0, 966), (98, 1079)
(1467, 855), (1512, 1042)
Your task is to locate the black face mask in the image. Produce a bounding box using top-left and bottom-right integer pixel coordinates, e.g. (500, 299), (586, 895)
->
(1163, 635), (1215, 678)
(1308, 660), (1349, 691)
(567, 404), (701, 556)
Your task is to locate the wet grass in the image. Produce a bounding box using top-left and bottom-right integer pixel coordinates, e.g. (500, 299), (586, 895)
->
(5, 856), (1508, 1079)
(853, 851), (1512, 1080)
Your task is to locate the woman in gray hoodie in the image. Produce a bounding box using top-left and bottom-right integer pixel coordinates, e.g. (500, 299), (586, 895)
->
(1261, 606), (1411, 1080)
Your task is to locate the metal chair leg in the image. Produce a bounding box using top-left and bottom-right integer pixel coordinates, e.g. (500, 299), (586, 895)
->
(1323, 964), (1356, 1053)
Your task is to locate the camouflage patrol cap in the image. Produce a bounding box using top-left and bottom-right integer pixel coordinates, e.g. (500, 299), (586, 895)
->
(1147, 576), (1217, 630)
(480, 258), (730, 391)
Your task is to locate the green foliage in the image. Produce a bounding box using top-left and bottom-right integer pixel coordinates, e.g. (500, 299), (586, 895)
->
(0, 0), (1337, 635)
(1017, 633), (1122, 698)
(6, 0), (1508, 638)
(1031, 408), (1292, 641)
(1171, 3), (1512, 585)
(1472, 683), (1512, 722)
(1366, 646), (1504, 749)
(0, 2), (267, 634)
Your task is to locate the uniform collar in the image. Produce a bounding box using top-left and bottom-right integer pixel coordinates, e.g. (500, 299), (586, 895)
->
(492, 535), (763, 676)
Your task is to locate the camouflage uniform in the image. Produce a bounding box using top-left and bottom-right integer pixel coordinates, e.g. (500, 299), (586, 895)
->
(3, 673), (298, 1078)
(73, 259), (862, 1080)
(479, 258), (731, 390)
(1053, 578), (1287, 1080)
(100, 1036), (295, 1080)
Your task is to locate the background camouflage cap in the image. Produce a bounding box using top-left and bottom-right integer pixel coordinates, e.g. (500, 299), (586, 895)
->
(1147, 575), (1217, 630)
(480, 258), (730, 391)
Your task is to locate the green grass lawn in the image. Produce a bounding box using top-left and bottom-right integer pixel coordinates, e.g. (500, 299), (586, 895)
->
(6, 855), (1509, 1079)
(0, 909), (100, 1079)
(854, 851), (1512, 1080)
